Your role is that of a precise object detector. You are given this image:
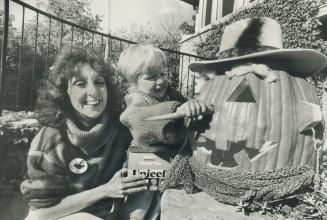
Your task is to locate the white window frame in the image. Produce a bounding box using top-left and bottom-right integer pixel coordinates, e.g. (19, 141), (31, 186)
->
(200, 0), (215, 27)
(196, 0), (257, 32)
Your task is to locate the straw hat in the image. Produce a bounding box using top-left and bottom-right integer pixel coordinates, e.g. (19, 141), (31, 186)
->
(189, 17), (327, 77)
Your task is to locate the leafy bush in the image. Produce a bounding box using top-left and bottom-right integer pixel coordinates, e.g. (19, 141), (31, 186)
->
(0, 111), (39, 191)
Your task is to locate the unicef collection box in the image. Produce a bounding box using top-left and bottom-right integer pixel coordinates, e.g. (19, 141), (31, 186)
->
(127, 145), (178, 191)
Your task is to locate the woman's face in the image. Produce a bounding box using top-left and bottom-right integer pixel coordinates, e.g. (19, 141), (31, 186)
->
(67, 63), (108, 120)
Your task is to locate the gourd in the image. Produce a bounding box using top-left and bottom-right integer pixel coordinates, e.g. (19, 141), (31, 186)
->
(194, 70), (323, 171)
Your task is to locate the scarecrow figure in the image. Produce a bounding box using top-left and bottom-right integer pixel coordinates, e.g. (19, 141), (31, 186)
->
(162, 17), (327, 206)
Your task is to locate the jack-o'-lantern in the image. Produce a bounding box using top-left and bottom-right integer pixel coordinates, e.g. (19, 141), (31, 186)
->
(160, 17), (326, 206)
(189, 17), (327, 172)
(194, 69), (323, 171)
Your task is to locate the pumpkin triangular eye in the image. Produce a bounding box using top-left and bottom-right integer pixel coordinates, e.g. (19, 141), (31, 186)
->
(227, 78), (257, 103)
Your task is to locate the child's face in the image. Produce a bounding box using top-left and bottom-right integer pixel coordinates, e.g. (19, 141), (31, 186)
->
(136, 65), (168, 100)
(67, 63), (108, 120)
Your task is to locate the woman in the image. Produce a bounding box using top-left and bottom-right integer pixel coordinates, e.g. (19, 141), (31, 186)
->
(21, 47), (148, 220)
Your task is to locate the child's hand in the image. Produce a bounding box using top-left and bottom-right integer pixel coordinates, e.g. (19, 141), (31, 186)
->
(176, 99), (213, 120)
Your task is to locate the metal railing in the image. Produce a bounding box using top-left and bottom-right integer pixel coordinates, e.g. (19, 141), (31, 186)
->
(0, 0), (206, 112)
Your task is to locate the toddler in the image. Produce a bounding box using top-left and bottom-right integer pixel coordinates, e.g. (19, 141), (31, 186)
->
(117, 44), (210, 219)
(119, 44), (209, 148)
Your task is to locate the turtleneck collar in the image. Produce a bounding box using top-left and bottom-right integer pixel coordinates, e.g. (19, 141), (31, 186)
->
(126, 87), (170, 105)
(66, 112), (117, 155)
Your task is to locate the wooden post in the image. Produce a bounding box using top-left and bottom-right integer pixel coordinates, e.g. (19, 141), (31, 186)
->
(104, 0), (111, 61)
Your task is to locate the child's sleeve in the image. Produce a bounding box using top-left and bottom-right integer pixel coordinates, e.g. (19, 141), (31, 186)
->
(120, 101), (187, 147)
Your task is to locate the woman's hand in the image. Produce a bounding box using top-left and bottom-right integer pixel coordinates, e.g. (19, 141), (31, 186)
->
(32, 169), (148, 220)
(100, 169), (148, 198)
(176, 100), (213, 120)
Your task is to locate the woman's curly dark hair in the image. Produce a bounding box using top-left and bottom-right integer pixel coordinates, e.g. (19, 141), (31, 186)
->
(36, 47), (122, 129)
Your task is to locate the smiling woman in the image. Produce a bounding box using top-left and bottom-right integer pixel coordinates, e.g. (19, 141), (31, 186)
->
(35, 48), (118, 130)
(20, 47), (150, 220)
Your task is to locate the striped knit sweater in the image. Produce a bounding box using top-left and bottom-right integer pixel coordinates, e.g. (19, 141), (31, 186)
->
(120, 87), (188, 149)
(20, 111), (131, 218)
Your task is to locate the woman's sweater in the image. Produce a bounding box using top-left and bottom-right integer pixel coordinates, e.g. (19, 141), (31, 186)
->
(20, 112), (131, 218)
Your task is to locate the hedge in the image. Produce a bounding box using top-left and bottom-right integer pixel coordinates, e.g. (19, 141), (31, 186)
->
(196, 0), (327, 63)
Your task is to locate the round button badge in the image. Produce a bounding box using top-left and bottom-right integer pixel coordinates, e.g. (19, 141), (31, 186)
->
(69, 158), (88, 174)
(150, 179), (158, 185)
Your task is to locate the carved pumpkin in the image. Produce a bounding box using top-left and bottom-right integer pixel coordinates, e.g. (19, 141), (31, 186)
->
(194, 70), (323, 171)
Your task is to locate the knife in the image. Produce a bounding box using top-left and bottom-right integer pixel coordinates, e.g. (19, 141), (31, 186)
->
(145, 105), (214, 121)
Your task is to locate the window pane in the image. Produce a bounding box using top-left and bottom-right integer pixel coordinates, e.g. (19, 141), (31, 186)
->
(222, 0), (234, 17)
(205, 0), (213, 25)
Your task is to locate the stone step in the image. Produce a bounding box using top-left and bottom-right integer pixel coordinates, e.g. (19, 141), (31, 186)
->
(161, 189), (277, 220)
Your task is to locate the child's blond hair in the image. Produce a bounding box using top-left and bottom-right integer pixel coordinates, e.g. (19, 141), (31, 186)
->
(117, 44), (167, 85)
